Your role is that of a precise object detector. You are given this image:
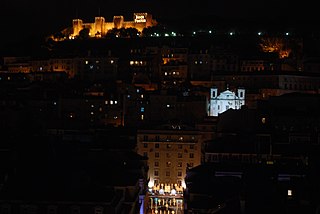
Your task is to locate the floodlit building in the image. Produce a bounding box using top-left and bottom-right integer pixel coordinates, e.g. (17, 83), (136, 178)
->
(209, 87), (245, 116)
(136, 124), (202, 193)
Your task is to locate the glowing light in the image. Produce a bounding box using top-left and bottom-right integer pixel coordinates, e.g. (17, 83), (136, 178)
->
(148, 181), (154, 188)
(159, 189), (164, 194)
(181, 180), (186, 189)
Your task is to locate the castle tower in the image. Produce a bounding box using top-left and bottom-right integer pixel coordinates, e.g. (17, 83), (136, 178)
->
(113, 16), (124, 29)
(94, 17), (105, 37)
(72, 19), (83, 37)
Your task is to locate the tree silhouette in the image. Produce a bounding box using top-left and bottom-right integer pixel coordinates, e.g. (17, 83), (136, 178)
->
(78, 28), (90, 40)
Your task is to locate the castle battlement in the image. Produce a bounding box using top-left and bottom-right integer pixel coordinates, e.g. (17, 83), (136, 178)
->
(70, 12), (157, 39)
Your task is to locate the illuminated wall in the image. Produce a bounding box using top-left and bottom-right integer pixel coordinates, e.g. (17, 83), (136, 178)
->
(136, 128), (202, 190)
(71, 12), (157, 38)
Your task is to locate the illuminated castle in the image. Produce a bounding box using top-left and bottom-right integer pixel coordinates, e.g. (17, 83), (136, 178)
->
(71, 12), (157, 38)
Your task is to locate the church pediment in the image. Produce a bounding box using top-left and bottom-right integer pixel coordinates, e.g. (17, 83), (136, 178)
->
(216, 90), (238, 99)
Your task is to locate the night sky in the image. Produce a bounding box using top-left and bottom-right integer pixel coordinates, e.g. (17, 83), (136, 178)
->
(1, 0), (319, 48)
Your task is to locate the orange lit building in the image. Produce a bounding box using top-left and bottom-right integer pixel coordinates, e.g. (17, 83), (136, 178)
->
(136, 124), (202, 192)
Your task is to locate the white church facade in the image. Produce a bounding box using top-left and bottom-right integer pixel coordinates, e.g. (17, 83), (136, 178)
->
(209, 87), (245, 116)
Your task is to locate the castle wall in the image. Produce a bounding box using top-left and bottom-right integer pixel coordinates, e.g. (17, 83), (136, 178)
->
(72, 19), (83, 36)
(123, 21), (146, 32)
(70, 13), (156, 38)
(104, 23), (114, 32)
